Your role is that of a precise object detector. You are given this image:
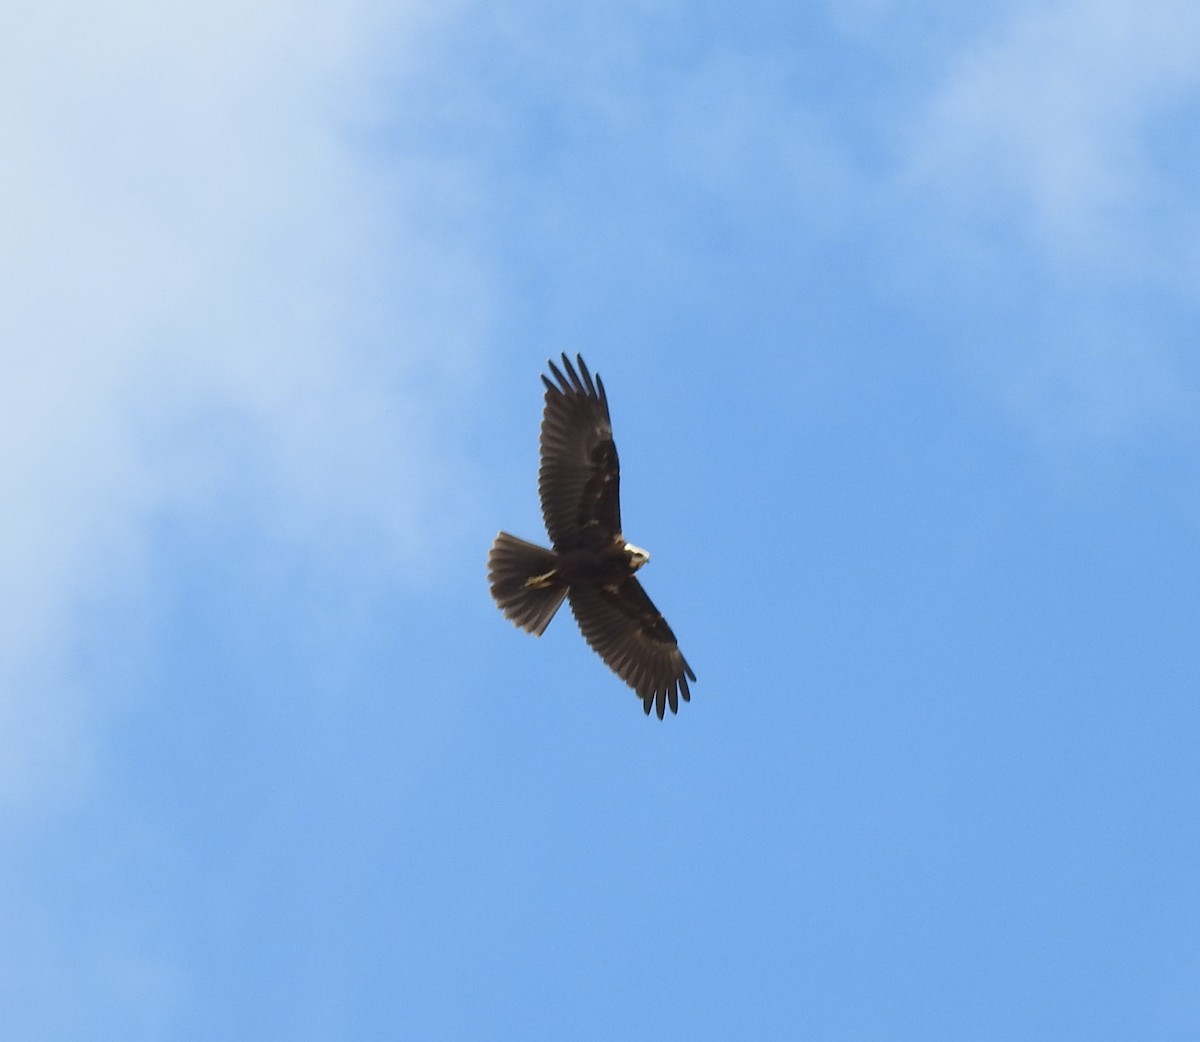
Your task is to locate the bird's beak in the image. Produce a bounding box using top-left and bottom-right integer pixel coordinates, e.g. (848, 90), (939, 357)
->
(625, 543), (650, 569)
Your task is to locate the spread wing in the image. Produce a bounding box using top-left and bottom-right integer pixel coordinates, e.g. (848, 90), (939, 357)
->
(568, 579), (695, 718)
(539, 354), (621, 550)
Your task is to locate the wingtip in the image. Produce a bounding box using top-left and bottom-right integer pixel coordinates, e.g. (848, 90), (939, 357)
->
(574, 354), (595, 396)
(560, 353), (583, 393)
(543, 353), (603, 403)
(544, 357), (566, 391)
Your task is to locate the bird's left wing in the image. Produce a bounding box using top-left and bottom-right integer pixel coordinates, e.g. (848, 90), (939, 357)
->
(567, 578), (695, 718)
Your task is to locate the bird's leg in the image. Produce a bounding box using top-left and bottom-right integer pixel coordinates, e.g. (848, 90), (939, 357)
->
(524, 569), (558, 589)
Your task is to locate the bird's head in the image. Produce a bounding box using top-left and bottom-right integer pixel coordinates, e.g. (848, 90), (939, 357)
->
(624, 542), (650, 571)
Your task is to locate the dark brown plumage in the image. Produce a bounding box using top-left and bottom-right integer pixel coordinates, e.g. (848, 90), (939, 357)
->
(488, 354), (695, 718)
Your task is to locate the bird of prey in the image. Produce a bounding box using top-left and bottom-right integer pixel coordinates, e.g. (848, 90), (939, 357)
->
(488, 354), (695, 718)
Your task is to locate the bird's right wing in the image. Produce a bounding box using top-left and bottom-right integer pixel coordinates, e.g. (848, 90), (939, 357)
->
(567, 577), (695, 719)
(539, 354), (622, 549)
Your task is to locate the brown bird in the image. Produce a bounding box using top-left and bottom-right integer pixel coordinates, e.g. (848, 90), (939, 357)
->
(488, 354), (695, 718)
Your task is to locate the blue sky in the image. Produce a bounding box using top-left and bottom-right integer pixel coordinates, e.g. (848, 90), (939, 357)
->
(3, 0), (1199, 1037)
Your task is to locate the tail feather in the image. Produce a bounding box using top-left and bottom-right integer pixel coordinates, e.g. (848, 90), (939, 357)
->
(487, 532), (567, 636)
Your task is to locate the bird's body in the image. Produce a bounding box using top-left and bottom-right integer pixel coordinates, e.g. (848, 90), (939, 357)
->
(488, 354), (695, 718)
(552, 543), (640, 586)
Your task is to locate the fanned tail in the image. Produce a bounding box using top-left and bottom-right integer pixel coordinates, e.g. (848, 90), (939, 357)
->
(487, 532), (567, 636)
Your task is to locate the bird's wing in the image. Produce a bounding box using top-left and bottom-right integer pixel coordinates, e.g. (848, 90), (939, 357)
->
(539, 354), (621, 549)
(567, 578), (695, 719)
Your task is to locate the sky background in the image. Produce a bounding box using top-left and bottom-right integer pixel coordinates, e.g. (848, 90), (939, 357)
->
(3, 0), (1200, 1038)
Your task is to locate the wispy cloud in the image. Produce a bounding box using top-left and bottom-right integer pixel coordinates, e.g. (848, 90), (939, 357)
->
(894, 0), (1200, 441)
(0, 1), (485, 809)
(906, 0), (1200, 266)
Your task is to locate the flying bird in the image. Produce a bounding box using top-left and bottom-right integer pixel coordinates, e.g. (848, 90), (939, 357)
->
(488, 354), (695, 718)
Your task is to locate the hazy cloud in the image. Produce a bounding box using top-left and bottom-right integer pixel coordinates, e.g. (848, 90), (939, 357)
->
(894, 0), (1200, 441)
(0, 0), (484, 808)
(904, 0), (1200, 272)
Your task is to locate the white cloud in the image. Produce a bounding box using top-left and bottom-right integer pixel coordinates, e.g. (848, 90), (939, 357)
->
(824, 0), (901, 39)
(906, 0), (1200, 274)
(0, 0), (485, 809)
(663, 50), (861, 233)
(894, 0), (1200, 441)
